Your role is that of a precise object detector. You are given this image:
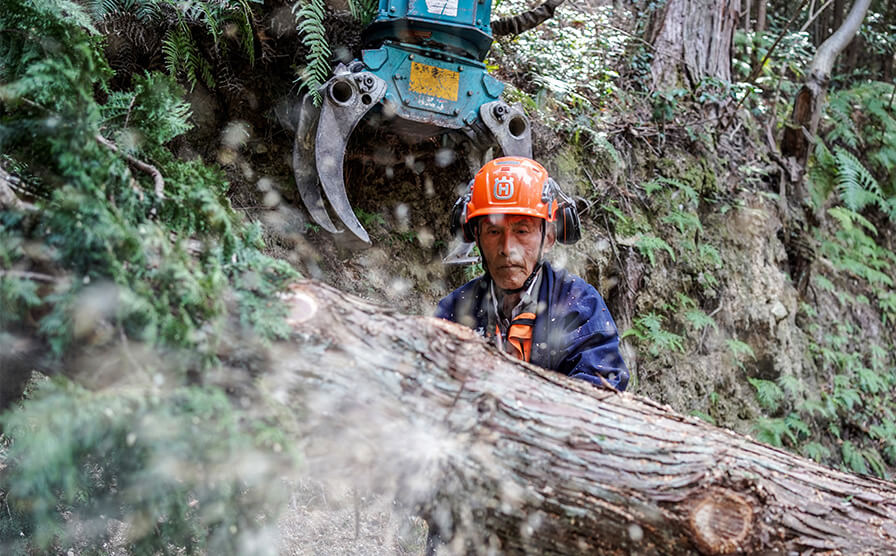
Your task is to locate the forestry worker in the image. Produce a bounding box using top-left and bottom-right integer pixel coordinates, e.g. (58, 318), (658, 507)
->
(436, 156), (629, 391)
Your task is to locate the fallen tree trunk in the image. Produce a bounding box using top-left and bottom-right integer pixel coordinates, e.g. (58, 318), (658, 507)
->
(268, 281), (896, 554)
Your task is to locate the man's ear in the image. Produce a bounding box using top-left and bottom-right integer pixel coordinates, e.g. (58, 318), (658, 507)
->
(544, 221), (557, 251)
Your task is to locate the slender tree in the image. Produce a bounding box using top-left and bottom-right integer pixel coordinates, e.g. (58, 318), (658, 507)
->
(780, 0), (872, 185)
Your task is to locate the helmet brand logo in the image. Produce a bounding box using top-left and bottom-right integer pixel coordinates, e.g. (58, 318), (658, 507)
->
(494, 176), (514, 200)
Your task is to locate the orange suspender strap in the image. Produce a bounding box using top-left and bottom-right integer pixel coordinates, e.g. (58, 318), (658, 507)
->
(506, 312), (536, 363)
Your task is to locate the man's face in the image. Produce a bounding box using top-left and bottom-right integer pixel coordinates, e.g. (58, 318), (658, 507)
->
(478, 214), (551, 290)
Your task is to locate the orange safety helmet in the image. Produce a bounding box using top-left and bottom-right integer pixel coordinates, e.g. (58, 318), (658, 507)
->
(466, 156), (557, 222)
(450, 156), (581, 244)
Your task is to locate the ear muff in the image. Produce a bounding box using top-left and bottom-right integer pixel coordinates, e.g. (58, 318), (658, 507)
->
(554, 201), (581, 244)
(449, 181), (476, 242)
(543, 178), (581, 245)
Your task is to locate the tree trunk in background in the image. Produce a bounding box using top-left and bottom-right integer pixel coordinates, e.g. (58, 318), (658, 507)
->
(273, 281), (896, 554)
(780, 0), (871, 187)
(756, 0), (767, 31)
(743, 0), (752, 32)
(649, 0), (739, 90)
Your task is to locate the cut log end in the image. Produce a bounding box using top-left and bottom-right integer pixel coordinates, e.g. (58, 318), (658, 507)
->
(688, 490), (754, 555)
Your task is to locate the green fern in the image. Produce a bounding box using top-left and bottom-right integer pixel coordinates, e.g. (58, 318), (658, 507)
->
(834, 147), (884, 212)
(95, 0), (260, 90)
(727, 338), (755, 363)
(864, 448), (888, 478)
(855, 365), (885, 394)
(102, 72), (192, 148)
(817, 82), (896, 224)
(294, 0), (331, 106)
(640, 179), (664, 196)
(869, 421), (896, 463)
(777, 374), (803, 397)
(635, 234), (675, 266)
(347, 0), (378, 25)
(621, 312), (685, 356)
(753, 417), (792, 447)
(657, 176), (699, 204)
(748, 377), (783, 412)
(785, 413), (811, 439)
(802, 441), (831, 463)
(661, 209), (703, 236)
(842, 440), (867, 474)
(162, 25), (214, 90)
(698, 243), (722, 268)
(684, 308), (716, 332)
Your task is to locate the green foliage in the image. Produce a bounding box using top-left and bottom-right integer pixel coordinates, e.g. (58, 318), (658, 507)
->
(635, 234), (675, 266)
(90, 0), (263, 91)
(622, 312), (685, 356)
(102, 72), (193, 149)
(726, 338), (755, 369)
(1, 379), (294, 552)
(748, 377), (783, 412)
(811, 82), (896, 221)
(491, 1), (624, 106)
(752, 417), (792, 447)
(162, 24), (215, 91)
(683, 308), (716, 332)
(463, 245), (485, 282)
(661, 209), (703, 237)
(0, 3), (301, 551)
(354, 207), (386, 229)
(294, 0), (331, 106)
(802, 441), (831, 463)
(650, 88), (687, 123)
(347, 0), (377, 25)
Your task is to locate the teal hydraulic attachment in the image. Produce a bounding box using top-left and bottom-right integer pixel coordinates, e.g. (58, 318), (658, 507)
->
(279, 0), (532, 243)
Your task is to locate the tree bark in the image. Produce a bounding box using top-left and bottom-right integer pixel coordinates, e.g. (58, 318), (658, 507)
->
(272, 280), (896, 555)
(756, 0), (767, 32)
(780, 0), (871, 186)
(649, 0), (739, 90)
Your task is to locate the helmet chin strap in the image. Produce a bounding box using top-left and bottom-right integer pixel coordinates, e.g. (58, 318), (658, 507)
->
(477, 219), (546, 295)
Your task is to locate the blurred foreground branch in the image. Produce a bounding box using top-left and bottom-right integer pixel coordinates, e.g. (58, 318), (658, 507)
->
(271, 280), (896, 554)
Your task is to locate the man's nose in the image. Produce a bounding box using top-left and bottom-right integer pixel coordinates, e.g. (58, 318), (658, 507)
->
(500, 232), (517, 256)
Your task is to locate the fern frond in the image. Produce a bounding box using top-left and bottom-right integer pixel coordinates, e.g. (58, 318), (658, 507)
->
(753, 417), (789, 447)
(748, 377), (782, 412)
(802, 441), (831, 463)
(635, 234), (675, 266)
(684, 308), (716, 332)
(347, 0), (377, 25)
(777, 374), (803, 397)
(842, 440), (867, 474)
(827, 206), (878, 236)
(661, 209), (702, 236)
(657, 176), (698, 204)
(834, 147), (882, 212)
(293, 0), (331, 105)
(824, 91), (861, 149)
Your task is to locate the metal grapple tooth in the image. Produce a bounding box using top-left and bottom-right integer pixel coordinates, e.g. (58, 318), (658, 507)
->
(480, 100), (533, 158)
(315, 70), (387, 243)
(292, 94), (340, 233)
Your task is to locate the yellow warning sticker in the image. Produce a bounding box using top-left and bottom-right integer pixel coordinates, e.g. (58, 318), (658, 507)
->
(409, 62), (459, 101)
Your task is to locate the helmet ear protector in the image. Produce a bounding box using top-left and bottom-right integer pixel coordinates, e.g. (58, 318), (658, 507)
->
(543, 178), (582, 245)
(449, 177), (581, 244)
(449, 180), (478, 243)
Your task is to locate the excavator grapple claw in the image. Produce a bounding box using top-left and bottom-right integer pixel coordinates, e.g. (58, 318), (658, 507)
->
(313, 66), (387, 243)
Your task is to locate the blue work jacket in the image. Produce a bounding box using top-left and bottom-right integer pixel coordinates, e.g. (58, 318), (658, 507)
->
(435, 262), (629, 390)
